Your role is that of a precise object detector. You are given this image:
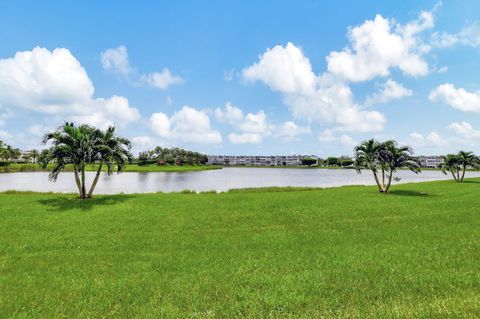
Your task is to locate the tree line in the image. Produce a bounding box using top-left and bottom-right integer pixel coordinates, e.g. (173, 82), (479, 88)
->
(138, 147), (208, 166)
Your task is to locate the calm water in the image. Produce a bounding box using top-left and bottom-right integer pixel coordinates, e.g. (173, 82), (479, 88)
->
(1, 168), (477, 194)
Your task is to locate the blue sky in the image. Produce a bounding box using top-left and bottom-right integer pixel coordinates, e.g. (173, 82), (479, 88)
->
(0, 1), (480, 156)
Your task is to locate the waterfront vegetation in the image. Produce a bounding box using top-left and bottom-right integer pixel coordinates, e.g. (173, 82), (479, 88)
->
(1, 179), (480, 318)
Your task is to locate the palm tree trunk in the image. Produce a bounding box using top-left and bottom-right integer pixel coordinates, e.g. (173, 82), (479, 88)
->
(73, 165), (83, 197)
(81, 167), (87, 199)
(385, 170), (394, 193)
(87, 163), (103, 198)
(372, 170), (383, 192)
(461, 166), (466, 182)
(381, 168), (386, 192)
(450, 169), (458, 182)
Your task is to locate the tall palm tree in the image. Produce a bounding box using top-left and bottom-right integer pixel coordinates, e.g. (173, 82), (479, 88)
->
(354, 139), (383, 192)
(86, 126), (132, 198)
(42, 122), (131, 199)
(354, 139), (421, 193)
(380, 140), (421, 193)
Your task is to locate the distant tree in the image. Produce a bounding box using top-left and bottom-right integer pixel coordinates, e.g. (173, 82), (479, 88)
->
(326, 157), (339, 166)
(301, 157), (318, 167)
(138, 147), (209, 166)
(339, 158), (354, 167)
(30, 149), (40, 163)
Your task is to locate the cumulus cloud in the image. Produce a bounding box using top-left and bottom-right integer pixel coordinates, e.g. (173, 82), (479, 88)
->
(326, 12), (433, 82)
(339, 134), (357, 147)
(431, 21), (480, 48)
(242, 43), (385, 133)
(364, 79), (413, 106)
(140, 68), (184, 89)
(0, 47), (140, 128)
(215, 102), (271, 144)
(448, 121), (480, 139)
(429, 83), (480, 113)
(149, 106), (222, 144)
(101, 46), (184, 90)
(408, 131), (448, 148)
(318, 128), (336, 142)
(101, 45), (132, 77)
(242, 42), (316, 95)
(228, 133), (262, 144)
(276, 121), (311, 139)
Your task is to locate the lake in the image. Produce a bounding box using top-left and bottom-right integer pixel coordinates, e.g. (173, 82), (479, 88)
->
(1, 167), (477, 194)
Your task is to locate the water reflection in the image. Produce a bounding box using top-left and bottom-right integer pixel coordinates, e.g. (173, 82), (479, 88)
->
(0, 168), (478, 194)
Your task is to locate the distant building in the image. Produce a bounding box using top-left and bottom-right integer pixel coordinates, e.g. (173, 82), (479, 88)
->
(207, 155), (317, 166)
(417, 156), (443, 168)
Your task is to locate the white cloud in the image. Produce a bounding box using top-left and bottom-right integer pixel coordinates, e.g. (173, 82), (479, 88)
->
(339, 134), (356, 147)
(364, 79), (412, 106)
(0, 47), (140, 128)
(215, 102), (271, 143)
(408, 131), (448, 148)
(431, 21), (480, 48)
(276, 121), (311, 138)
(447, 121), (480, 139)
(318, 128), (336, 142)
(242, 42), (316, 95)
(140, 68), (184, 89)
(326, 12), (432, 82)
(242, 44), (386, 133)
(101, 45), (132, 77)
(437, 66), (448, 73)
(429, 83), (480, 113)
(0, 129), (12, 140)
(101, 46), (184, 90)
(228, 133), (262, 144)
(149, 106), (222, 144)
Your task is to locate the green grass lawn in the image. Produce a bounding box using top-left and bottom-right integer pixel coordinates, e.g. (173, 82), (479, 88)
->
(1, 180), (479, 318)
(0, 163), (222, 173)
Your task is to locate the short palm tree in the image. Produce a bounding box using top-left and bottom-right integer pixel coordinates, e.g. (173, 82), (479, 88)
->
(355, 139), (421, 193)
(42, 122), (132, 199)
(440, 151), (479, 182)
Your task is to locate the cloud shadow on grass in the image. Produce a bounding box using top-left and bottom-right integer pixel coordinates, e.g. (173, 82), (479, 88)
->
(38, 194), (129, 212)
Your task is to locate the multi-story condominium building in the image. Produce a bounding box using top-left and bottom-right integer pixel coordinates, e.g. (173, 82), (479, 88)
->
(416, 156), (443, 168)
(207, 155), (317, 166)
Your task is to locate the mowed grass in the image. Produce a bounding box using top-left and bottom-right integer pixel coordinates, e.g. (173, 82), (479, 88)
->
(1, 180), (480, 318)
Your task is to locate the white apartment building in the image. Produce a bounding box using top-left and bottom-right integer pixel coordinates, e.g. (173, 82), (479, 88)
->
(207, 155), (317, 166)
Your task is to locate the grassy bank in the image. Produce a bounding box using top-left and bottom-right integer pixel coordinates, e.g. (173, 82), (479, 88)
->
(1, 180), (480, 318)
(0, 163), (222, 173)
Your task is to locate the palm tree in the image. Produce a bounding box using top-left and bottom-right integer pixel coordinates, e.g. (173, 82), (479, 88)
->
(440, 151), (479, 182)
(440, 154), (461, 182)
(354, 139), (383, 192)
(457, 151), (480, 182)
(41, 122), (132, 199)
(380, 140), (421, 193)
(86, 126), (132, 198)
(354, 139), (421, 193)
